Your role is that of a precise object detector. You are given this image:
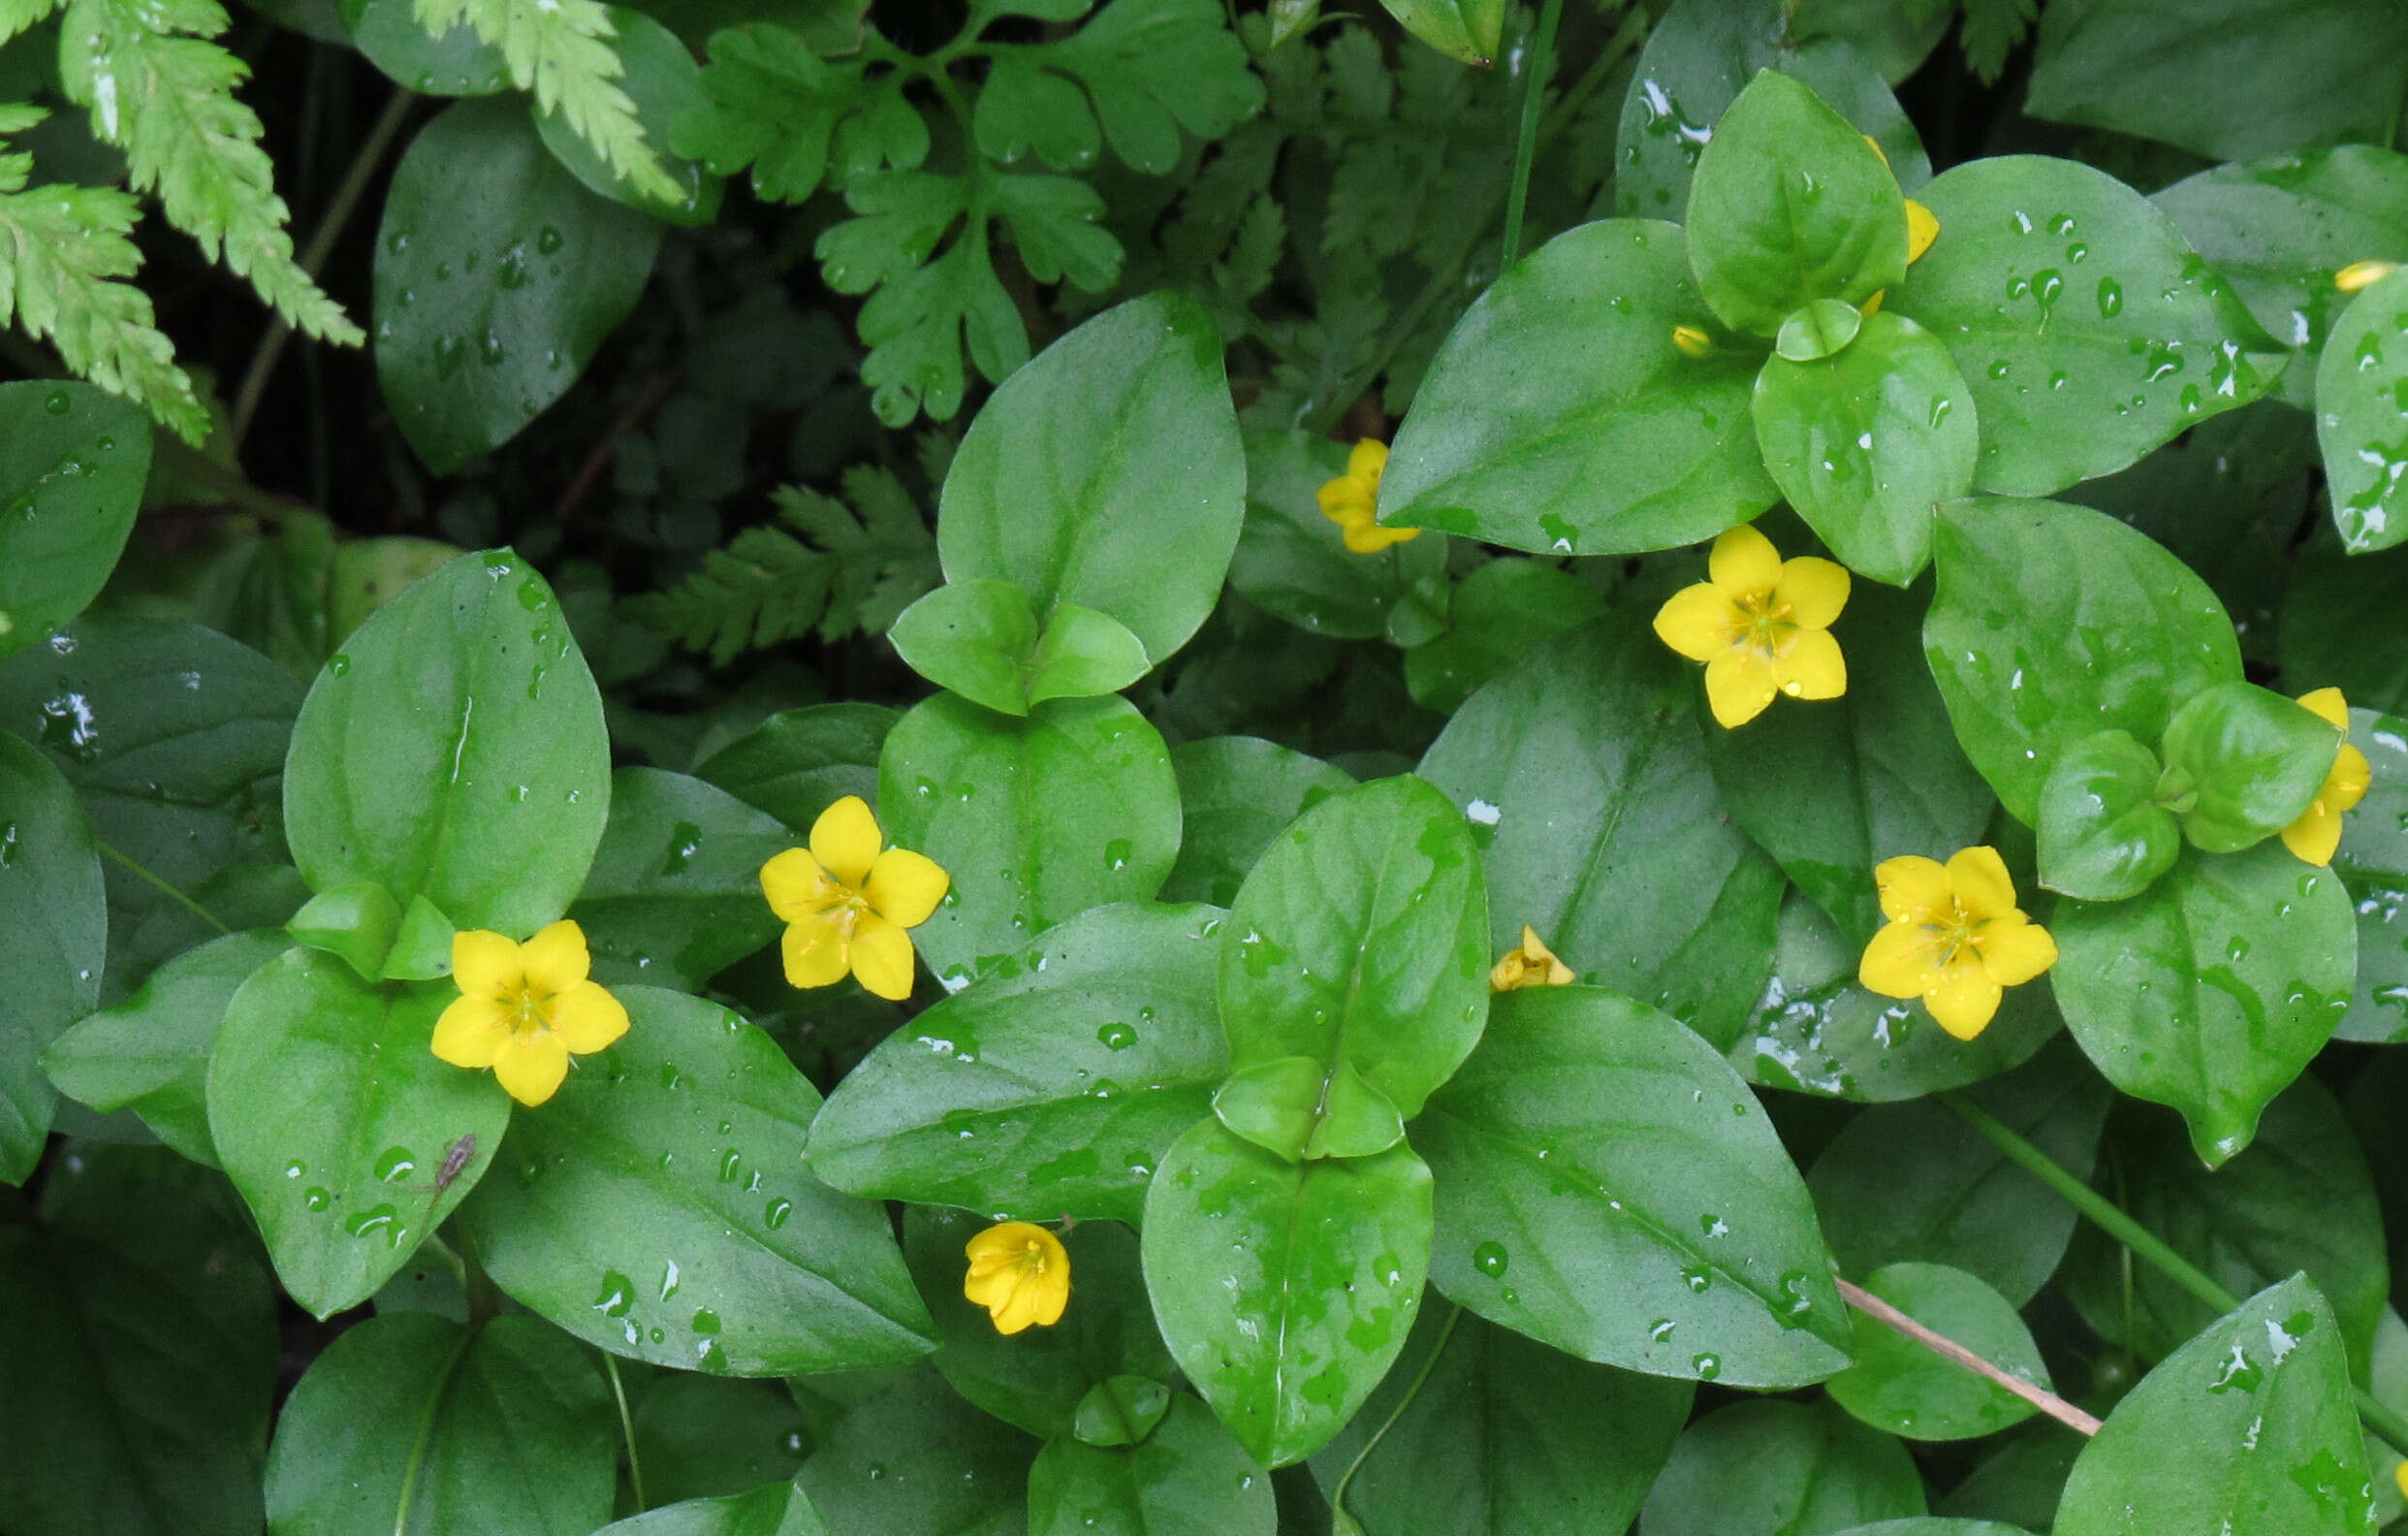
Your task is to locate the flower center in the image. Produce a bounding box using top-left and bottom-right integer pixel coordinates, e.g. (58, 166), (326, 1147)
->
(1732, 588), (1793, 655)
(1018, 1239), (1048, 1275)
(1924, 904), (1983, 968)
(506, 984), (554, 1036)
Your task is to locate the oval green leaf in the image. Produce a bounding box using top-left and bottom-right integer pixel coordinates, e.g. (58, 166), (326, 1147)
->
(2036, 728), (2182, 901)
(532, 7), (723, 225)
(2159, 679), (2338, 851)
(1162, 737), (1352, 908)
(0, 381), (149, 665)
(694, 701), (896, 833)
(566, 767), (789, 991)
(2314, 264), (2408, 552)
(1826, 1262), (2050, 1440)
(1027, 1393), (1277, 1536)
(2334, 705), (2408, 1042)
(0, 730), (104, 1183)
(1638, 1399), (1926, 1536)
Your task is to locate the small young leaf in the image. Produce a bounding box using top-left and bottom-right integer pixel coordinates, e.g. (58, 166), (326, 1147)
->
(2158, 680), (2338, 852)
(2035, 729), (2182, 901)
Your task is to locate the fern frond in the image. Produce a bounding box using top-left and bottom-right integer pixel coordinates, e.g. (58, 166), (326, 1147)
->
(415, 0), (681, 204)
(57, 0), (361, 344)
(0, 0), (61, 48)
(0, 109), (206, 441)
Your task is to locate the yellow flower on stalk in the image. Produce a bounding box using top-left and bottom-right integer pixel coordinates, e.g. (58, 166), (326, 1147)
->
(760, 796), (949, 1002)
(1492, 925), (1576, 990)
(1652, 524), (1850, 729)
(2281, 688), (2371, 866)
(432, 919), (629, 1106)
(2337, 260), (2399, 294)
(1859, 848), (2057, 1041)
(1316, 439), (1420, 554)
(964, 1220), (1070, 1335)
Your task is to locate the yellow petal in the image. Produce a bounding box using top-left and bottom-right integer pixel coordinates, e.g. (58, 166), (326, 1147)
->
(780, 917), (852, 990)
(1946, 846), (2019, 922)
(1773, 627), (1847, 701)
(966, 1220), (1050, 1269)
(1905, 199), (1940, 264)
(1346, 438), (1388, 486)
(760, 848), (842, 923)
(1490, 951), (1530, 991)
(551, 980), (631, 1054)
(493, 1030), (571, 1106)
(1318, 482), (1372, 519)
(1774, 556), (1851, 630)
(1859, 921), (1941, 999)
(1858, 289), (1885, 318)
(430, 995), (507, 1069)
(849, 912), (918, 1002)
(2329, 743), (2373, 814)
(520, 919), (591, 997)
(1924, 967), (2004, 1040)
(2337, 259), (2399, 294)
(809, 795), (883, 889)
(2296, 686), (2349, 730)
(993, 1285), (1044, 1335)
(1028, 1266), (1070, 1328)
(1708, 524), (1781, 595)
(1653, 583), (1737, 662)
(1343, 520), (1420, 554)
(866, 848), (949, 928)
(965, 1264), (1020, 1310)
(451, 929), (522, 1000)
(1874, 855), (1950, 924)
(2283, 803), (2344, 866)
(1704, 649), (1779, 728)
(1978, 913), (2057, 987)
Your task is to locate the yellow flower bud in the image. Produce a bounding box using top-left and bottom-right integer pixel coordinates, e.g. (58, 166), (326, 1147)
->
(964, 1221), (1071, 1334)
(2336, 260), (2398, 294)
(1671, 324), (1714, 359)
(1491, 925), (1576, 991)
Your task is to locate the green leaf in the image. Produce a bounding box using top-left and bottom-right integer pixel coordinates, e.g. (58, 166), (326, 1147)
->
(888, 582), (1149, 715)
(973, 54), (1101, 172)
(1217, 774), (1486, 1152)
(43, 929), (288, 1166)
(1379, 218), (1778, 557)
(1043, 0), (1264, 176)
(1075, 1378), (1173, 1448)
(695, 701), (895, 832)
(1142, 1119), (1431, 1468)
(2159, 680), (2337, 852)
(0, 730), (103, 1184)
(1162, 737), (1351, 908)
(1934, 1424), (2077, 1530)
(1751, 311), (1978, 583)
(1637, 1400), (1926, 1535)
(1228, 431), (1447, 642)
(1306, 1305), (1693, 1536)
(796, 1367), (1037, 1533)
(1028, 1394), (1278, 1536)
(1891, 156), (2275, 496)
(1826, 1263), (2050, 1440)
(1808, 1037), (2110, 1305)
(1790, 0), (1952, 83)
(2026, 0), (2408, 163)
(382, 894), (457, 981)
(374, 98), (662, 473)
(344, 0), (512, 97)
(0, 381), (148, 663)
(1706, 581), (1995, 943)
(459, 986), (935, 1375)
(264, 1311), (617, 1535)
(1774, 297), (1866, 362)
(206, 949), (510, 1315)
(877, 691), (1180, 988)
(0, 1145), (277, 1536)
(2054, 1274), (2375, 1536)
(1418, 614), (1784, 1051)
(902, 1205), (1175, 1440)
(1415, 987), (1853, 1387)
(593, 1484), (830, 1536)
(1687, 70), (1905, 336)
(2281, 540), (2408, 720)
(673, 23), (884, 205)
(937, 293), (1243, 666)
(287, 880), (403, 980)
(283, 550), (610, 936)
(2053, 844), (2353, 1167)
(1029, 603), (1152, 706)
(2314, 265), (2408, 552)
(565, 767), (789, 991)
(2036, 729), (2182, 901)
(532, 6), (723, 224)
(625, 1374), (807, 1508)
(1922, 497), (2241, 824)
(1368, 0), (1504, 66)
(1833, 1523), (2034, 1536)
(2334, 706), (2408, 1043)
(1400, 557), (1606, 715)
(2154, 147), (2408, 410)
(807, 902), (1228, 1226)
(2059, 1082), (2388, 1383)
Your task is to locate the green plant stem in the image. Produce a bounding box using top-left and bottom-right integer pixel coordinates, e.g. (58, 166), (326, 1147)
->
(1330, 1304), (1462, 1526)
(603, 1352), (648, 1512)
(1499, 0), (1567, 271)
(1837, 1275), (2102, 1435)
(392, 1329), (473, 1536)
(94, 839), (230, 935)
(454, 1222), (503, 1329)
(1938, 1089), (2408, 1457)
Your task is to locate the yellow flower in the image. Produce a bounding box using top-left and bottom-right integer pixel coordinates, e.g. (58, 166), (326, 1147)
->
(1904, 199), (1939, 264)
(2281, 688), (2371, 866)
(1652, 524), (1850, 729)
(1316, 439), (1420, 555)
(1859, 848), (2057, 1041)
(431, 919), (629, 1106)
(1492, 925), (1576, 990)
(2337, 259), (2399, 294)
(964, 1220), (1070, 1334)
(760, 795), (949, 1002)
(1671, 324), (1716, 358)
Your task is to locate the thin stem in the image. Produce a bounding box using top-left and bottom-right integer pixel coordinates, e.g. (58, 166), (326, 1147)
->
(603, 1352), (648, 1512)
(94, 840), (229, 936)
(232, 85), (419, 448)
(1499, 0), (1566, 271)
(1838, 1276), (2102, 1436)
(1330, 1304), (1462, 1526)
(1938, 1090), (2408, 1458)
(453, 1222), (502, 1329)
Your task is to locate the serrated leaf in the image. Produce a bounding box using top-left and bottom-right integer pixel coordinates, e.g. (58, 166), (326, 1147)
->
(1046, 0), (1263, 175)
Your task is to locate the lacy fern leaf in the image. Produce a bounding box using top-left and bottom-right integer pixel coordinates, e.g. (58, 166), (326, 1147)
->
(0, 105), (206, 441)
(0, 0), (60, 48)
(416, 0), (681, 205)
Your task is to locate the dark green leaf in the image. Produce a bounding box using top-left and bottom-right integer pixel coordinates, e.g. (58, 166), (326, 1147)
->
(1825, 1263), (2049, 1440)
(2314, 265), (2408, 552)
(567, 767), (789, 990)
(0, 729), (104, 1184)
(629, 1374), (808, 1508)
(2159, 680), (2337, 851)
(1637, 1399), (1926, 1536)
(1028, 1393), (1277, 1536)
(1044, 0), (1264, 175)
(532, 7), (723, 225)
(593, 1484), (830, 1536)
(2281, 540), (2408, 720)
(1400, 558), (1606, 715)
(974, 55), (1100, 172)
(1229, 432), (1449, 642)
(2333, 706), (2408, 1042)
(695, 702), (896, 832)
(343, 0), (511, 96)
(0, 381), (149, 665)
(1162, 737), (1351, 908)
(796, 1366), (1038, 1535)
(673, 23), (879, 205)
(2036, 729), (2182, 901)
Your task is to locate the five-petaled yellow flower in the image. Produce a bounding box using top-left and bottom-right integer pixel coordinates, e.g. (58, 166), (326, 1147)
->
(1316, 439), (1420, 554)
(1859, 848), (2057, 1041)
(1492, 925), (1576, 991)
(432, 919), (629, 1106)
(760, 795), (949, 1002)
(964, 1221), (1070, 1335)
(2282, 688), (2371, 867)
(1653, 524), (1850, 729)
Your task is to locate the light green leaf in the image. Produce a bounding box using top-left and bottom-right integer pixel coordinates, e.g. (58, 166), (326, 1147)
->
(2035, 729), (2182, 901)
(2314, 265), (2408, 552)
(0, 730), (104, 1184)
(0, 381), (149, 663)
(592, 1484), (830, 1536)
(1826, 1263), (2049, 1440)
(1369, 0), (1504, 65)
(2158, 680), (2337, 851)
